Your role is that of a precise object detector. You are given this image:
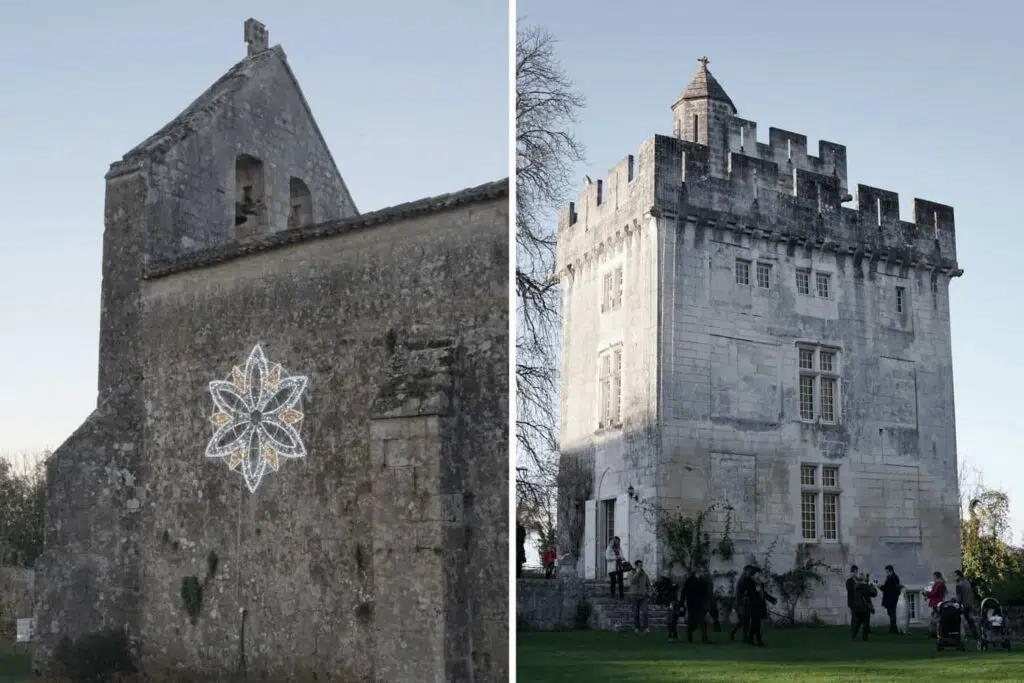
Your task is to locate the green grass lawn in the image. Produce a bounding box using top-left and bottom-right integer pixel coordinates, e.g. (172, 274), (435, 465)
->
(0, 643), (31, 683)
(518, 627), (1024, 682)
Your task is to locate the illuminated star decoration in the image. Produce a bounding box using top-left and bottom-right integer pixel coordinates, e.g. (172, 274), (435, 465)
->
(205, 344), (309, 493)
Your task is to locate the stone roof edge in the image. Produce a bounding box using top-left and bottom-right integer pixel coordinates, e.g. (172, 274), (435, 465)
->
(558, 204), (963, 278)
(142, 178), (509, 280)
(665, 207), (964, 276)
(113, 49), (271, 168)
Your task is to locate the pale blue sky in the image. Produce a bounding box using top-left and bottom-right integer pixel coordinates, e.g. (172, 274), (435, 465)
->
(0, 2), (507, 462)
(519, 0), (1024, 543)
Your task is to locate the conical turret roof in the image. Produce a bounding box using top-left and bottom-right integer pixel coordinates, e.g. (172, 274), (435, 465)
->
(674, 56), (736, 113)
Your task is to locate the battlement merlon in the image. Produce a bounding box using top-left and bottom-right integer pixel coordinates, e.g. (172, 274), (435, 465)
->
(558, 134), (959, 272)
(557, 137), (658, 236)
(727, 118), (849, 195)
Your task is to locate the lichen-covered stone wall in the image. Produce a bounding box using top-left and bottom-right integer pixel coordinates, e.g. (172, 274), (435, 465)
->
(131, 190), (507, 681)
(36, 183), (508, 682)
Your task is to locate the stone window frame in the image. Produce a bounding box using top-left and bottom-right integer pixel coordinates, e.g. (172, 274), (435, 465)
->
(798, 463), (842, 543)
(905, 591), (921, 622)
(796, 343), (841, 424)
(756, 261), (772, 289)
(600, 264), (624, 313)
(795, 268), (811, 295)
(814, 271), (833, 299)
(597, 344), (623, 430)
(895, 285), (907, 314)
(735, 258), (751, 286)
(287, 176), (314, 228)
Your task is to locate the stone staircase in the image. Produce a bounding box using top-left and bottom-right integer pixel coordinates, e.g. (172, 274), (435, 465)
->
(582, 580), (675, 632)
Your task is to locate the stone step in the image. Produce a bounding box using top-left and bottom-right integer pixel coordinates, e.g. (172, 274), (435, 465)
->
(570, 576), (733, 632)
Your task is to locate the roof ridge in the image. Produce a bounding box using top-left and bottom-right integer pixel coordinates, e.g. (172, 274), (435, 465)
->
(143, 178), (509, 279)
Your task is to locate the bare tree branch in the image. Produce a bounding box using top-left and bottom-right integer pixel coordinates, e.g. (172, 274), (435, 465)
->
(0, 450), (49, 568)
(515, 19), (585, 505)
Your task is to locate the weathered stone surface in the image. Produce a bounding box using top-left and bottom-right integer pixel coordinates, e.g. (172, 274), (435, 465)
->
(556, 59), (962, 623)
(36, 22), (508, 683)
(516, 578), (585, 631)
(0, 567), (34, 639)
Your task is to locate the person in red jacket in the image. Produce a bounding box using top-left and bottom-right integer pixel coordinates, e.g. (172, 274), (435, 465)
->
(925, 571), (947, 608)
(542, 547), (556, 578)
(924, 571), (948, 634)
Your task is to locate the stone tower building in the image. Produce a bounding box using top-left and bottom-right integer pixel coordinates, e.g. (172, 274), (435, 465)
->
(33, 20), (508, 681)
(555, 58), (962, 622)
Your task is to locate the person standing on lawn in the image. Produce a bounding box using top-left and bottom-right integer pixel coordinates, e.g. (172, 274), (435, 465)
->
(851, 573), (878, 641)
(845, 564), (859, 627)
(682, 566), (713, 644)
(745, 567), (776, 646)
(924, 570), (947, 635)
(629, 559), (652, 633)
(881, 565), (903, 634)
(707, 588), (722, 632)
(666, 579), (682, 642)
(954, 569), (978, 638)
(730, 565), (753, 642)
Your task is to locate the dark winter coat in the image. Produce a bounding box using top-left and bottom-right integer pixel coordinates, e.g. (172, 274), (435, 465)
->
(740, 576), (776, 619)
(853, 582), (878, 616)
(845, 575), (858, 609)
(682, 574), (712, 612)
(735, 576), (750, 615)
(881, 574), (902, 609)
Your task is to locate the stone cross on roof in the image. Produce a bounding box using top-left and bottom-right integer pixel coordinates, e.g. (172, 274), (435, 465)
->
(698, 56), (710, 69)
(244, 18), (268, 56)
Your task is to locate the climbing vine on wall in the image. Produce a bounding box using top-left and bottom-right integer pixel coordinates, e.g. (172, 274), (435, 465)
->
(752, 538), (833, 626)
(556, 453), (593, 559)
(639, 501), (735, 572)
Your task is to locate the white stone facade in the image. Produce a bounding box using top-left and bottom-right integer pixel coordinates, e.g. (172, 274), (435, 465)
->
(556, 61), (963, 624)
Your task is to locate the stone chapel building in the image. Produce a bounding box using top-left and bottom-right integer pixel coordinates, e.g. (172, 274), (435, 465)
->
(33, 20), (508, 682)
(555, 58), (963, 623)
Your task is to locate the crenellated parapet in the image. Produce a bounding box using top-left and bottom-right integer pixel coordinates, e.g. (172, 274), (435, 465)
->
(558, 132), (960, 276)
(726, 118), (849, 195)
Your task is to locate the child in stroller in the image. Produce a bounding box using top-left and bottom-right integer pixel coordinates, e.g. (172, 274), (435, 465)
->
(936, 599), (966, 651)
(977, 597), (1012, 651)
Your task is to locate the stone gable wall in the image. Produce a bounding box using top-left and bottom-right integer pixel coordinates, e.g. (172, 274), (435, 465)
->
(122, 48), (357, 266)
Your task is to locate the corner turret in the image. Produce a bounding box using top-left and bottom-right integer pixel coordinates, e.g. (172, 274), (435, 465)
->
(671, 56), (735, 177)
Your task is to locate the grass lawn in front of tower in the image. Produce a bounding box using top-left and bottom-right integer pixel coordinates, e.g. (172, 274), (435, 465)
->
(517, 627), (1024, 682)
(0, 642), (31, 682)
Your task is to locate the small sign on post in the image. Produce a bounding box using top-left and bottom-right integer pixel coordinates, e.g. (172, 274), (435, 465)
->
(16, 618), (35, 643)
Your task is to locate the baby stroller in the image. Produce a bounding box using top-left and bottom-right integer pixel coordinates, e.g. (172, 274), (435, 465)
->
(936, 600), (966, 651)
(977, 597), (1012, 651)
